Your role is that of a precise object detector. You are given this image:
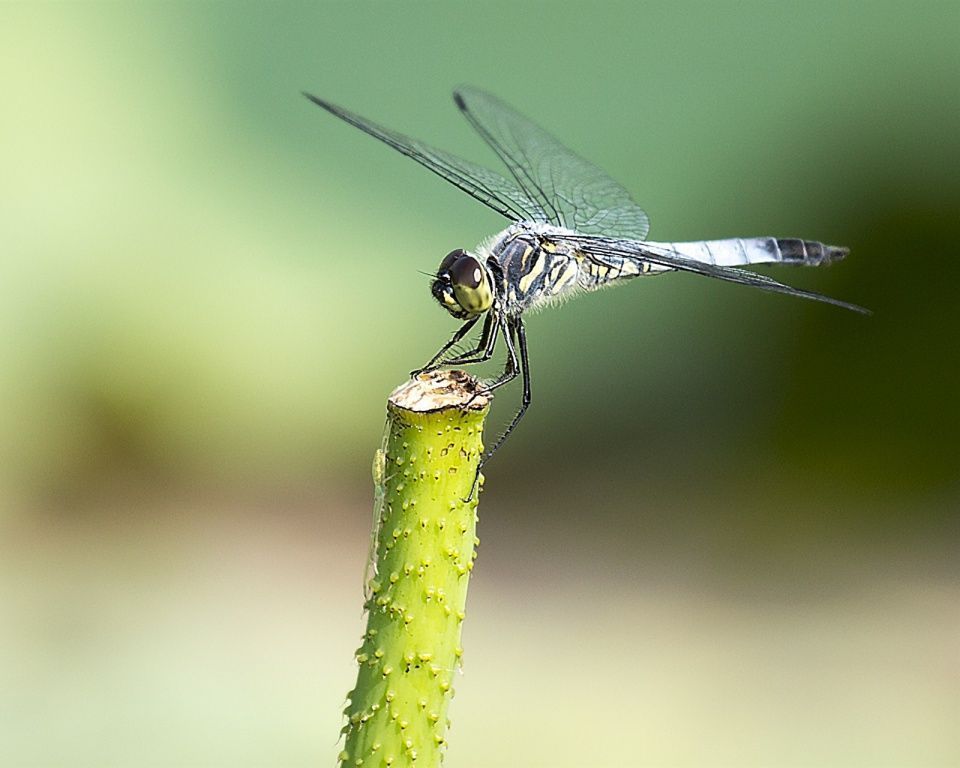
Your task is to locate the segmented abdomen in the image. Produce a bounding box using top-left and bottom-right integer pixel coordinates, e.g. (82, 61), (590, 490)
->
(578, 251), (665, 289)
(644, 237), (848, 267)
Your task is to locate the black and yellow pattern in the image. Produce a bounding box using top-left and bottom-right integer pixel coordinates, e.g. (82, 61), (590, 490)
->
(305, 85), (867, 481)
(492, 227), (664, 315)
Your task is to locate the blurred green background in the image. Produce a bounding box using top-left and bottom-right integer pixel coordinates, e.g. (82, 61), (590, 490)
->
(1, 2), (958, 766)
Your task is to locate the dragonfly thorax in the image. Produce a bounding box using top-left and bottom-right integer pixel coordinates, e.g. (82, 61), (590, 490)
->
(431, 249), (494, 320)
(485, 223), (589, 315)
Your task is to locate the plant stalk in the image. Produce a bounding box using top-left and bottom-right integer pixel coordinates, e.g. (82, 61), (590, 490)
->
(339, 370), (490, 768)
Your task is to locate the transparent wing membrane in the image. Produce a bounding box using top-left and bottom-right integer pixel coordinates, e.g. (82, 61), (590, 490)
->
(306, 88), (865, 315)
(303, 92), (546, 223)
(453, 86), (651, 240)
(565, 235), (870, 315)
(306, 87), (867, 477)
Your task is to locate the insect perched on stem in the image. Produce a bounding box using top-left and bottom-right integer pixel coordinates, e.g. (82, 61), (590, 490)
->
(305, 87), (868, 479)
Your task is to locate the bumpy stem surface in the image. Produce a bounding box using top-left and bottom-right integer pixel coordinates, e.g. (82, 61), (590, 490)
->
(339, 371), (490, 768)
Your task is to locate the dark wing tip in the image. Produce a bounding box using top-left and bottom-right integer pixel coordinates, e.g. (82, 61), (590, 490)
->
(827, 296), (872, 316)
(302, 92), (350, 122)
(302, 91), (327, 108)
(453, 85), (493, 111)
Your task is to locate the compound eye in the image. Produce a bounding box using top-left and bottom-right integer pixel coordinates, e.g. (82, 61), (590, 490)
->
(449, 255), (484, 290)
(438, 248), (466, 275)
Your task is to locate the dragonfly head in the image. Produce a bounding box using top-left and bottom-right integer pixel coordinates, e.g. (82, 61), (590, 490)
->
(432, 249), (493, 319)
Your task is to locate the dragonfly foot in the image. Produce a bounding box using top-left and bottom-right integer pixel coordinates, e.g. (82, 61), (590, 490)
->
(461, 389), (489, 411)
(461, 464), (483, 503)
(409, 364), (440, 379)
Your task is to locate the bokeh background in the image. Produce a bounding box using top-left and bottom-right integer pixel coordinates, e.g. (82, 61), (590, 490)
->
(2, 2), (958, 766)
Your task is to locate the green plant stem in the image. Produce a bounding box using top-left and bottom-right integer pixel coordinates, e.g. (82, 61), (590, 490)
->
(339, 371), (490, 768)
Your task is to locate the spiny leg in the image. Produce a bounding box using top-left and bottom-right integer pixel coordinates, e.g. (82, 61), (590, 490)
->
(461, 314), (515, 410)
(477, 315), (519, 394)
(481, 318), (530, 464)
(410, 315), (479, 377)
(442, 311), (499, 366)
(464, 317), (526, 501)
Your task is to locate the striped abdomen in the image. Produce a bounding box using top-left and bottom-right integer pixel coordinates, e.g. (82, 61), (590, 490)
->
(643, 237), (848, 267)
(577, 249), (666, 290)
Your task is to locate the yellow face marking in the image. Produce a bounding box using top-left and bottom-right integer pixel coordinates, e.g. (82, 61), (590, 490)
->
(518, 251), (546, 294)
(454, 281), (492, 314)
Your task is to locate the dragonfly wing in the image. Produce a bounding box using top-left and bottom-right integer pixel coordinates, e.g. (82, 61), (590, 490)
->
(563, 234), (870, 314)
(453, 86), (651, 239)
(304, 92), (548, 223)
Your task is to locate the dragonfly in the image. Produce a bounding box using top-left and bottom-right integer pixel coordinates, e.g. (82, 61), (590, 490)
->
(305, 87), (867, 476)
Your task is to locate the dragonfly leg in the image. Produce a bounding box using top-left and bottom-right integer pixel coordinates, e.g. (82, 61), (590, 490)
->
(442, 312), (499, 366)
(464, 318), (529, 501)
(483, 319), (530, 460)
(475, 316), (519, 393)
(410, 315), (479, 377)
(461, 315), (515, 410)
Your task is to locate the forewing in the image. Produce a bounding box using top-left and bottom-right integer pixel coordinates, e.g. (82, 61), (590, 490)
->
(304, 92), (547, 223)
(565, 235), (870, 314)
(453, 86), (651, 239)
